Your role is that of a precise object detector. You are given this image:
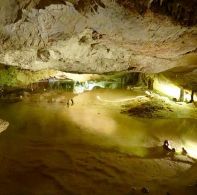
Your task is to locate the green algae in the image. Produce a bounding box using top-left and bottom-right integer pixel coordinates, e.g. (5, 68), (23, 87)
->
(0, 66), (59, 87)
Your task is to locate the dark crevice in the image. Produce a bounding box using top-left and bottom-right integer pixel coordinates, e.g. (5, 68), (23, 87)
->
(14, 9), (23, 23)
(116, 0), (197, 26)
(116, 0), (148, 15)
(36, 0), (66, 9)
(74, 0), (105, 13)
(23, 0), (33, 9)
(149, 0), (197, 26)
(14, 0), (34, 23)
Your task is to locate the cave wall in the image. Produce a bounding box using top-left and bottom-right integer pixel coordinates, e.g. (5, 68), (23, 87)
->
(117, 0), (197, 26)
(0, 0), (196, 80)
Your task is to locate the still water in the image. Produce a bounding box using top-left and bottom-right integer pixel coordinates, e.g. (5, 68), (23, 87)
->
(0, 89), (196, 195)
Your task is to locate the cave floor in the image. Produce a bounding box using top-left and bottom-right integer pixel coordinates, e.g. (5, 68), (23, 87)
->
(0, 89), (197, 195)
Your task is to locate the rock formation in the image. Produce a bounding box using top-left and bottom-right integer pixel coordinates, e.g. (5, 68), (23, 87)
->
(0, 119), (9, 133)
(0, 0), (196, 87)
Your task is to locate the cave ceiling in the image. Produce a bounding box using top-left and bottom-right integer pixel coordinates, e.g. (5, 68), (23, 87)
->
(0, 0), (196, 81)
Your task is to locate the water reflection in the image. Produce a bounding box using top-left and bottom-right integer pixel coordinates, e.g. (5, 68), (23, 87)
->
(0, 89), (196, 194)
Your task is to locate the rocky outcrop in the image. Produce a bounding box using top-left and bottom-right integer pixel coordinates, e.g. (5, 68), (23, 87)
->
(0, 119), (9, 133)
(0, 0), (196, 75)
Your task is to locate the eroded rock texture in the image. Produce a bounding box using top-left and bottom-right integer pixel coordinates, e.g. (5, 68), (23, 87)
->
(0, 0), (196, 74)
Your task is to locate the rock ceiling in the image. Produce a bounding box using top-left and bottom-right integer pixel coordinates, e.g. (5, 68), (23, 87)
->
(0, 0), (196, 76)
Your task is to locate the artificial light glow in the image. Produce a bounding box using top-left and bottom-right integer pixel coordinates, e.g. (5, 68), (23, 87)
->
(183, 141), (197, 159)
(73, 85), (84, 94)
(153, 78), (180, 100)
(184, 90), (191, 102)
(194, 93), (197, 102)
(74, 81), (105, 94)
(87, 83), (96, 90)
(96, 95), (145, 103)
(55, 72), (101, 82)
(67, 107), (116, 135)
(84, 81), (104, 91)
(145, 90), (152, 96)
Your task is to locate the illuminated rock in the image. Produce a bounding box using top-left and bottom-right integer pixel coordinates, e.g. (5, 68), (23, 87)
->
(0, 119), (9, 133)
(0, 0), (196, 74)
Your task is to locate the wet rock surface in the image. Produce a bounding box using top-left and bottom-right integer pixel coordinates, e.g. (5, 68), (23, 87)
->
(121, 92), (197, 119)
(0, 88), (196, 195)
(0, 119), (9, 133)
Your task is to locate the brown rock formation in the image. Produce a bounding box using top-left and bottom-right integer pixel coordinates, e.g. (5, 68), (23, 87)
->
(0, 119), (9, 133)
(0, 0), (196, 77)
